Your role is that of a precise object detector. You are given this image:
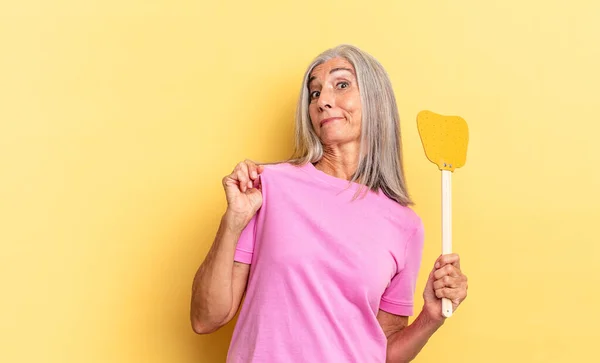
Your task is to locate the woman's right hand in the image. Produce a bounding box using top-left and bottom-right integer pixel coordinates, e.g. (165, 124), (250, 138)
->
(221, 160), (265, 232)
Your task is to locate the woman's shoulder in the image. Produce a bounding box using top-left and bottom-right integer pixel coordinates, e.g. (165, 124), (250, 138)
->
(261, 161), (308, 175)
(256, 161), (308, 183)
(378, 196), (423, 231)
(261, 161), (294, 171)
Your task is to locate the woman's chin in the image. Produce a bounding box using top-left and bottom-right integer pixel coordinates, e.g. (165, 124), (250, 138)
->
(320, 135), (359, 148)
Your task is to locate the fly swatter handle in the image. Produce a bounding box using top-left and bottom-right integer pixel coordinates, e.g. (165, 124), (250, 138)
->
(442, 170), (453, 318)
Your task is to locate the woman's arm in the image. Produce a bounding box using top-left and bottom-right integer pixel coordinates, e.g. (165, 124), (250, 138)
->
(190, 214), (251, 334)
(381, 253), (468, 362)
(379, 309), (444, 363)
(190, 160), (263, 334)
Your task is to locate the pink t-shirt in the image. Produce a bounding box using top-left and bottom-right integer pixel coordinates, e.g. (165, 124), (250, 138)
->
(228, 162), (425, 362)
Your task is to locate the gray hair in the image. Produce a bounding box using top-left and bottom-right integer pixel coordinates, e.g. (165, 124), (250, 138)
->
(288, 44), (413, 206)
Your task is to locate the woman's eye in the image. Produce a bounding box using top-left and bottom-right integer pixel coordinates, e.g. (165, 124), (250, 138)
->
(310, 90), (320, 99)
(337, 81), (349, 89)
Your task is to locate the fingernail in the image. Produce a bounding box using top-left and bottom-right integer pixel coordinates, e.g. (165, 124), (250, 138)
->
(252, 171), (257, 178)
(435, 262), (440, 269)
(248, 181), (253, 189)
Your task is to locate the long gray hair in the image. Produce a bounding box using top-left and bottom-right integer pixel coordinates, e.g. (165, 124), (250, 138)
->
(288, 44), (413, 206)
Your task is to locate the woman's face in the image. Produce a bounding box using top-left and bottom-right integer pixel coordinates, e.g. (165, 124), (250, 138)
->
(307, 58), (362, 146)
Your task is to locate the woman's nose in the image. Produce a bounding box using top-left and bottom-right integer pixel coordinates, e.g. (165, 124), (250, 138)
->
(317, 87), (334, 110)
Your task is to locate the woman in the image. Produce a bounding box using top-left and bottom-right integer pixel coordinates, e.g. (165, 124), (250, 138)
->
(191, 44), (468, 362)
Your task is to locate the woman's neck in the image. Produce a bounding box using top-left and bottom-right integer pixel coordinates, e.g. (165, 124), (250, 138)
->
(314, 145), (360, 181)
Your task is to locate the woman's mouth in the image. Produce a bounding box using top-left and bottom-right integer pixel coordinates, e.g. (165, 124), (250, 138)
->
(320, 117), (342, 126)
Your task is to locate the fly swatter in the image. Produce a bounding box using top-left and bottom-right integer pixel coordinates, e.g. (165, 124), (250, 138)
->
(417, 110), (469, 318)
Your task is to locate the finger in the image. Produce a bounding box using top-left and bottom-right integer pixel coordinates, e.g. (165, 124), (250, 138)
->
(437, 287), (467, 303)
(435, 287), (451, 299)
(433, 264), (461, 280)
(236, 167), (249, 192)
(240, 162), (255, 190)
(433, 275), (461, 290)
(222, 175), (232, 189)
(435, 253), (460, 270)
(223, 167), (241, 188)
(434, 254), (460, 270)
(245, 159), (259, 180)
(237, 161), (250, 179)
(235, 170), (245, 192)
(435, 275), (466, 290)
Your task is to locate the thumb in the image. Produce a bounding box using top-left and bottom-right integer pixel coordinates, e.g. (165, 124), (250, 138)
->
(426, 268), (435, 287)
(424, 265), (438, 293)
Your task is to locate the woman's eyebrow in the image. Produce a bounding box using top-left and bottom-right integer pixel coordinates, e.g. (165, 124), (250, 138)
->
(308, 67), (355, 87)
(329, 67), (355, 76)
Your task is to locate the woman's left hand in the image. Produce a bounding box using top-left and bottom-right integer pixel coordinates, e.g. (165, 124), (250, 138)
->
(422, 253), (468, 321)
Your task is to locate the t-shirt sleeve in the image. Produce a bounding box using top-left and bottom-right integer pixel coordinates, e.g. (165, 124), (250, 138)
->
(233, 214), (257, 264)
(379, 221), (425, 316)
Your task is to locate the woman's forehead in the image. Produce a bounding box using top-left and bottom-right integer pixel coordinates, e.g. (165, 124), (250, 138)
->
(309, 58), (356, 85)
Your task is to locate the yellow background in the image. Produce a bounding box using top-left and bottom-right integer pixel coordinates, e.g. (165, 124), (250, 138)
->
(1, 1), (599, 362)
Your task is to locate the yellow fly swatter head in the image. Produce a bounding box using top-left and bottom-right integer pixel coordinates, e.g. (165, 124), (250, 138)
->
(417, 110), (469, 172)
